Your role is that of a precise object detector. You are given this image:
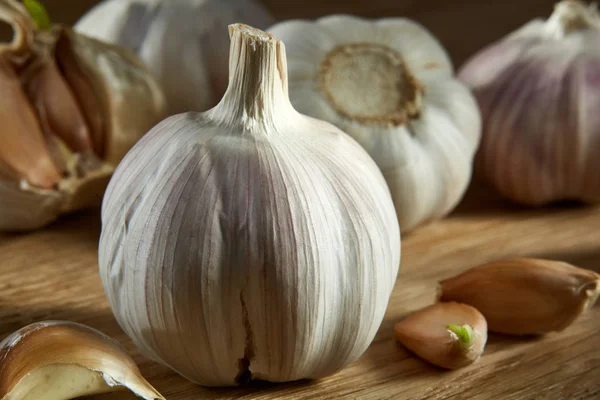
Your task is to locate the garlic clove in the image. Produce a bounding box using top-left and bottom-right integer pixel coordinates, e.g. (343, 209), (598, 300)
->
(438, 258), (600, 335)
(394, 302), (487, 369)
(58, 29), (167, 164)
(53, 31), (107, 159)
(0, 159), (18, 181)
(24, 56), (94, 155)
(0, 57), (60, 189)
(0, 321), (165, 400)
(0, 180), (62, 231)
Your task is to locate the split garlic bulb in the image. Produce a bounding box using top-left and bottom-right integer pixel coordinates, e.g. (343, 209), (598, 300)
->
(75, 0), (274, 115)
(268, 16), (482, 233)
(99, 24), (400, 387)
(0, 0), (166, 232)
(459, 1), (600, 205)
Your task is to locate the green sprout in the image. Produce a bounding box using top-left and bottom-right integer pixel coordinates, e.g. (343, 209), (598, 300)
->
(446, 324), (475, 349)
(23, 0), (52, 31)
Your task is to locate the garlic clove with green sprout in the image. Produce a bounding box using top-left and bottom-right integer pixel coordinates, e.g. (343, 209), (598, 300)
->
(394, 302), (487, 369)
(99, 24), (401, 387)
(75, 0), (275, 115)
(268, 16), (482, 233)
(459, 0), (600, 205)
(0, 0), (166, 231)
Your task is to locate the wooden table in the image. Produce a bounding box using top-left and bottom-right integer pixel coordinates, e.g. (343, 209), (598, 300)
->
(2, 0), (599, 399)
(1, 182), (599, 400)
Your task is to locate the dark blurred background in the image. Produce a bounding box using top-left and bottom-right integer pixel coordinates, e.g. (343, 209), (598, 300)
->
(0, 0), (556, 67)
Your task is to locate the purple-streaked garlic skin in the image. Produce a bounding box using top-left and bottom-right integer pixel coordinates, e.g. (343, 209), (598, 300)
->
(459, 1), (600, 205)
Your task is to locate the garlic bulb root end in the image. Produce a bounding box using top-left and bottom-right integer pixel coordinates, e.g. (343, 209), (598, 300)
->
(318, 43), (423, 126)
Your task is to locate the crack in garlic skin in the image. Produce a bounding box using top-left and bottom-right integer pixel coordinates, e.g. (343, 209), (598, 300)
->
(99, 24), (400, 387)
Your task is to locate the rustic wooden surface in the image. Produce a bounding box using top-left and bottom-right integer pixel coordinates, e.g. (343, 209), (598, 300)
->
(2, 0), (599, 399)
(1, 182), (599, 400)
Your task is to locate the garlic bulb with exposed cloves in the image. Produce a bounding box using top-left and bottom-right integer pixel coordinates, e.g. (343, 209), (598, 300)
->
(0, 0), (166, 232)
(268, 16), (481, 233)
(75, 0), (274, 115)
(459, 0), (600, 205)
(99, 24), (400, 387)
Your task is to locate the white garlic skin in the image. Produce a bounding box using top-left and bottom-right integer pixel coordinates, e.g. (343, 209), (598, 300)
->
(268, 16), (481, 233)
(75, 0), (274, 115)
(99, 25), (401, 387)
(459, 1), (600, 205)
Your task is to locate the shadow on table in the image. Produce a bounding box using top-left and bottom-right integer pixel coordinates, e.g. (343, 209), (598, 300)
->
(0, 208), (102, 246)
(448, 180), (597, 219)
(530, 247), (600, 274)
(83, 378), (318, 400)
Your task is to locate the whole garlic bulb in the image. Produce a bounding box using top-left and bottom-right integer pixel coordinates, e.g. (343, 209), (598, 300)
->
(459, 0), (600, 205)
(268, 16), (482, 233)
(75, 0), (275, 115)
(0, 0), (166, 232)
(99, 24), (401, 387)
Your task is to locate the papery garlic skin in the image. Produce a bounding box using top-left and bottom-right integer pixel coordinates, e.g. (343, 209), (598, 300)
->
(0, 0), (166, 232)
(459, 1), (600, 205)
(394, 302), (487, 370)
(268, 16), (481, 233)
(99, 24), (401, 387)
(75, 0), (274, 115)
(439, 258), (600, 335)
(0, 321), (164, 400)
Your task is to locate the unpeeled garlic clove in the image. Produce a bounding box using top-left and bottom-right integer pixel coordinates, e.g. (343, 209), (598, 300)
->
(438, 258), (600, 335)
(0, 321), (165, 400)
(0, 56), (61, 190)
(394, 302), (487, 369)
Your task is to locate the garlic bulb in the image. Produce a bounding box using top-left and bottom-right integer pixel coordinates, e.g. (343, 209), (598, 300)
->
(268, 16), (482, 233)
(75, 0), (274, 115)
(459, 1), (600, 205)
(99, 24), (401, 387)
(0, 321), (164, 400)
(0, 0), (166, 232)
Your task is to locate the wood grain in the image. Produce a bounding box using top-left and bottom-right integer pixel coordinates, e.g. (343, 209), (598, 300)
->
(1, 1), (598, 399)
(1, 182), (599, 400)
